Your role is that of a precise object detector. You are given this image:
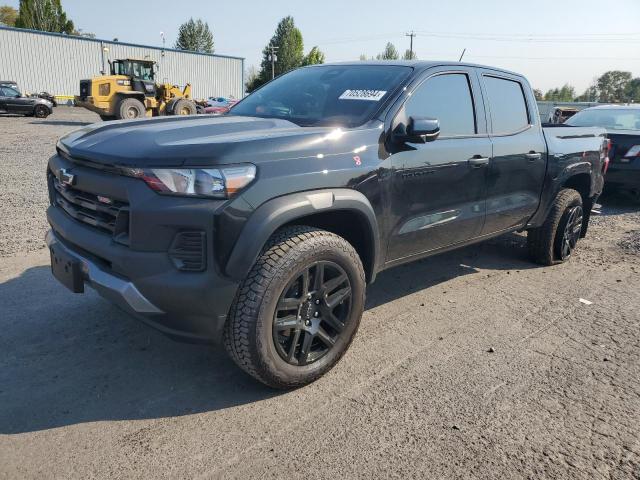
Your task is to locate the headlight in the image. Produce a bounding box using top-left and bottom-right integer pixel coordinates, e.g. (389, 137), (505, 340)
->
(124, 164), (256, 198)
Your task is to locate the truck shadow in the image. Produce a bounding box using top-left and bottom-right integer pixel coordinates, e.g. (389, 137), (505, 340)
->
(29, 120), (93, 127)
(0, 233), (534, 434)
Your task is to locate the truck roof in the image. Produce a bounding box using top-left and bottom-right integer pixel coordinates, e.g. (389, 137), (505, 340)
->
(309, 60), (523, 78)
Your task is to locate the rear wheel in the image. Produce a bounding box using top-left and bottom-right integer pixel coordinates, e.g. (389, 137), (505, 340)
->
(33, 104), (49, 118)
(527, 189), (584, 265)
(224, 226), (366, 389)
(117, 98), (145, 120)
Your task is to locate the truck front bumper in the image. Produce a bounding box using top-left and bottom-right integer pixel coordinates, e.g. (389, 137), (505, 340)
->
(45, 227), (236, 343)
(46, 229), (163, 314)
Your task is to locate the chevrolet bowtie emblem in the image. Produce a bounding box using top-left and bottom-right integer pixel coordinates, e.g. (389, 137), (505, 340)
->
(58, 168), (75, 186)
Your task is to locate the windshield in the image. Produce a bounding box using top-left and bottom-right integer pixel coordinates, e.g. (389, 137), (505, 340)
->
(231, 65), (412, 127)
(113, 61), (154, 81)
(566, 108), (640, 131)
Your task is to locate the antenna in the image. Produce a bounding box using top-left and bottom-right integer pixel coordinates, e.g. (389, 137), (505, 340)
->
(458, 48), (466, 62)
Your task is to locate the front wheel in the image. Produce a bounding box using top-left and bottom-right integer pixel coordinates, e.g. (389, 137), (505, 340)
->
(117, 98), (145, 120)
(224, 226), (366, 389)
(527, 188), (584, 265)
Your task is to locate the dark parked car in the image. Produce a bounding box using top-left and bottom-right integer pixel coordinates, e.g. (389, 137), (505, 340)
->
(46, 61), (607, 388)
(0, 84), (53, 118)
(565, 105), (640, 200)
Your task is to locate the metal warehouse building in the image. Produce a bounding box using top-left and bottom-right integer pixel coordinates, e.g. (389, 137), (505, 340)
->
(0, 26), (244, 101)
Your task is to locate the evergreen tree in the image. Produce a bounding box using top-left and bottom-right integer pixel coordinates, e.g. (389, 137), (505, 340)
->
(15, 0), (74, 34)
(302, 46), (325, 66)
(175, 18), (214, 53)
(250, 16), (304, 91)
(402, 49), (417, 60)
(376, 43), (399, 60)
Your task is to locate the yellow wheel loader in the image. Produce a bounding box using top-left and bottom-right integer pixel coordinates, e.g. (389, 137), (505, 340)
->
(75, 59), (197, 121)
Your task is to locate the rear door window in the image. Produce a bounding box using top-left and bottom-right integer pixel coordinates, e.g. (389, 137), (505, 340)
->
(405, 73), (476, 137)
(483, 76), (530, 134)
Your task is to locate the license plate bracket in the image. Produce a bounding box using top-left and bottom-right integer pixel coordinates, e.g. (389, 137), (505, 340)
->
(50, 244), (84, 293)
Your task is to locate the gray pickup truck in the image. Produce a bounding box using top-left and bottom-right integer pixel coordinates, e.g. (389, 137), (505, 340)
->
(46, 61), (607, 388)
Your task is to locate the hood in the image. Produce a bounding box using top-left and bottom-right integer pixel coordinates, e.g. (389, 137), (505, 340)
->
(59, 115), (379, 167)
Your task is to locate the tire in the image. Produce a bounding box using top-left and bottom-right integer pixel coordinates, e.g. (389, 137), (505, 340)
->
(117, 98), (145, 120)
(224, 226), (366, 389)
(99, 114), (116, 121)
(170, 98), (197, 116)
(527, 188), (584, 265)
(34, 105), (49, 118)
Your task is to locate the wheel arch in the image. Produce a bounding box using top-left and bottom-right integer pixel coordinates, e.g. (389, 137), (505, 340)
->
(225, 189), (381, 284)
(112, 92), (145, 109)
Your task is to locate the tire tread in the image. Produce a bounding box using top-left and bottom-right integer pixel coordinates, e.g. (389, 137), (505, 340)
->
(527, 188), (582, 265)
(224, 226), (365, 389)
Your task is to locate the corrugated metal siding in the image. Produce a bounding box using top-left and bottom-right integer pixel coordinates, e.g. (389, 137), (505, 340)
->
(0, 26), (243, 99)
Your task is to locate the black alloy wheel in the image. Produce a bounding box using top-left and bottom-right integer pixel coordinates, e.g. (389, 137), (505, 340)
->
(557, 205), (583, 261)
(273, 261), (352, 366)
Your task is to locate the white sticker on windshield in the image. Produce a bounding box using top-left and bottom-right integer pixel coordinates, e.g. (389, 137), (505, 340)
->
(339, 90), (387, 101)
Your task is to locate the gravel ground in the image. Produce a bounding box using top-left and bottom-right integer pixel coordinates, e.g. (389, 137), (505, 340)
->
(0, 108), (99, 257)
(1, 108), (639, 479)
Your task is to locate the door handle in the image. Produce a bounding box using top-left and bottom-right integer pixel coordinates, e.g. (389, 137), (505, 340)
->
(526, 152), (542, 161)
(468, 156), (490, 168)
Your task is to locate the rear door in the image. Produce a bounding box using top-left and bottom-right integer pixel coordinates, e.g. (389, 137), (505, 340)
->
(477, 71), (547, 235)
(387, 67), (491, 262)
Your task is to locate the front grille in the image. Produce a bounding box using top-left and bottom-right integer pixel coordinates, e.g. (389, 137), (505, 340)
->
(50, 172), (129, 241)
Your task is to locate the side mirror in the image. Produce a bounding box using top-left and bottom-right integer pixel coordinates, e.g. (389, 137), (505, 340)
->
(406, 116), (440, 143)
(14, 94), (21, 98)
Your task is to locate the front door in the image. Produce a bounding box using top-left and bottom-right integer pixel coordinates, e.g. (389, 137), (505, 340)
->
(1, 86), (31, 114)
(477, 72), (547, 234)
(387, 69), (491, 262)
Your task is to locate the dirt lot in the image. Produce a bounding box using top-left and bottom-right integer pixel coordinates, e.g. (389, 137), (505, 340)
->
(1, 108), (639, 479)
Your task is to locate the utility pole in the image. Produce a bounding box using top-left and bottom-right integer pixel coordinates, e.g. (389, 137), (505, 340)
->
(405, 31), (416, 59)
(268, 45), (279, 80)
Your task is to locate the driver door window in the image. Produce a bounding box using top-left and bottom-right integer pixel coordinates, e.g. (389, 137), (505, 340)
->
(405, 73), (476, 137)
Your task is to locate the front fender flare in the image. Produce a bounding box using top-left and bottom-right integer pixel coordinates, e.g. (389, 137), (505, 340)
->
(225, 189), (380, 282)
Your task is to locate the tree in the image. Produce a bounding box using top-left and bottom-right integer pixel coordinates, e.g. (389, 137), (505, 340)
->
(543, 84), (576, 102)
(402, 49), (417, 60)
(15, 0), (74, 33)
(596, 70), (632, 103)
(533, 89), (543, 101)
(359, 53), (368, 61)
(302, 46), (325, 66)
(251, 16), (304, 91)
(175, 18), (214, 53)
(575, 84), (599, 102)
(625, 78), (640, 103)
(376, 42), (399, 60)
(245, 65), (259, 92)
(0, 5), (18, 26)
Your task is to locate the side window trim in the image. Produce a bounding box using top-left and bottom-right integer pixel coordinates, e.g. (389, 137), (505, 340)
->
(394, 69), (484, 140)
(481, 73), (532, 137)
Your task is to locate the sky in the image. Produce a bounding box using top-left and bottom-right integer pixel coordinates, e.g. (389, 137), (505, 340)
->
(6, 0), (640, 93)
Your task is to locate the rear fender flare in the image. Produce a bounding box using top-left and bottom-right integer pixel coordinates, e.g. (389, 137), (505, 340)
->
(225, 189), (380, 282)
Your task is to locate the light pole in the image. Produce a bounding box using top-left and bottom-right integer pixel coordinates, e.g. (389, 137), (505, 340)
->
(268, 45), (279, 80)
